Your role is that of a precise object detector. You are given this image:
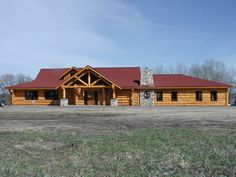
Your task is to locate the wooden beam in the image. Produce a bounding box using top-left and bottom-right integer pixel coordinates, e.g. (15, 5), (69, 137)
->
(102, 88), (105, 105)
(88, 71), (91, 86)
(57, 65), (121, 89)
(76, 72), (87, 80)
(62, 88), (66, 99)
(87, 71), (111, 86)
(59, 66), (79, 79)
(77, 78), (88, 86)
(112, 85), (116, 98)
(67, 79), (76, 86)
(66, 73), (87, 87)
(91, 78), (101, 86)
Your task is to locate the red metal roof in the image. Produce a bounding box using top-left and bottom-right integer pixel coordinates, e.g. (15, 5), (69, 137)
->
(94, 67), (140, 87)
(7, 67), (230, 89)
(7, 67), (141, 89)
(153, 74), (230, 88)
(7, 68), (68, 89)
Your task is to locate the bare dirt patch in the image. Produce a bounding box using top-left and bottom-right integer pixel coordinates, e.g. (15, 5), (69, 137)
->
(0, 106), (236, 134)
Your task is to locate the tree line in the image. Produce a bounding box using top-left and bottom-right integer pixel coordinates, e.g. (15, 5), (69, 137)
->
(0, 74), (32, 104)
(153, 59), (236, 85)
(0, 74), (32, 93)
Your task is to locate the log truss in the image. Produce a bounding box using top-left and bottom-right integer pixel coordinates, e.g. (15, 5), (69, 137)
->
(59, 65), (118, 99)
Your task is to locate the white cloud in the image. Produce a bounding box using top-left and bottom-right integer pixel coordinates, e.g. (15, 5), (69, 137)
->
(0, 0), (148, 75)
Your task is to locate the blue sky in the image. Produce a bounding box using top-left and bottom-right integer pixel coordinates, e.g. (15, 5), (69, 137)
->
(0, 0), (236, 77)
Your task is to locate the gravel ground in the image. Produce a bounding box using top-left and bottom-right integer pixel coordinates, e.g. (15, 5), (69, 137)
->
(0, 106), (235, 134)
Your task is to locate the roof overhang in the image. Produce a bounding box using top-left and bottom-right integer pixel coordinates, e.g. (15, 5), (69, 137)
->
(5, 87), (57, 90)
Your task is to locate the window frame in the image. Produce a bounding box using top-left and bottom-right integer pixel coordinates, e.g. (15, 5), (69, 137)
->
(25, 91), (38, 100)
(156, 91), (163, 102)
(196, 91), (203, 101)
(171, 91), (178, 101)
(211, 91), (218, 101)
(44, 90), (59, 100)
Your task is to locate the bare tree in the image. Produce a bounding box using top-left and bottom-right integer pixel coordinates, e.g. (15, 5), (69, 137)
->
(154, 65), (166, 74)
(0, 73), (32, 89)
(154, 62), (189, 74)
(0, 74), (16, 88)
(16, 73), (32, 84)
(175, 62), (189, 75)
(0, 73), (32, 104)
(154, 59), (235, 85)
(189, 59), (235, 85)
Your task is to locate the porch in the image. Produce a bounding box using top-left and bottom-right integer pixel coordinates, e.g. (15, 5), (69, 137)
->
(61, 88), (116, 106)
(59, 65), (118, 106)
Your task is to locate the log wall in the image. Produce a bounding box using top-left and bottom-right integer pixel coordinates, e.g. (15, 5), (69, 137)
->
(131, 90), (140, 106)
(66, 88), (76, 105)
(116, 90), (131, 106)
(12, 90), (60, 105)
(154, 88), (228, 106)
(11, 88), (228, 106)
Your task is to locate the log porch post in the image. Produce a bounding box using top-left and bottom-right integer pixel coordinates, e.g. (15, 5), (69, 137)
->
(102, 88), (105, 105)
(88, 71), (91, 86)
(62, 87), (66, 99)
(112, 85), (116, 99)
(226, 88), (229, 106)
(10, 90), (14, 105)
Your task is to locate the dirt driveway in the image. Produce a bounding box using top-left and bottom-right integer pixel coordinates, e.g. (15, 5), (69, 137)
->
(0, 106), (236, 134)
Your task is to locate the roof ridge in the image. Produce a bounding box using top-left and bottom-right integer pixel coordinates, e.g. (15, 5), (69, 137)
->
(90, 67), (140, 69)
(39, 67), (140, 70)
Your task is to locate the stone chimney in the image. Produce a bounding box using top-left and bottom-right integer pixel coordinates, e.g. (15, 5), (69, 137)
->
(140, 67), (155, 106)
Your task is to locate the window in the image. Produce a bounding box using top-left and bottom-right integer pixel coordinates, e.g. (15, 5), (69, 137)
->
(196, 91), (203, 101)
(171, 91), (178, 101)
(211, 91), (217, 101)
(45, 91), (59, 100)
(156, 91), (163, 101)
(25, 91), (38, 100)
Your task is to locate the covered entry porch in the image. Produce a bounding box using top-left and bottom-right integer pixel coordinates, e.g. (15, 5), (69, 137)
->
(58, 66), (118, 106)
(62, 87), (116, 106)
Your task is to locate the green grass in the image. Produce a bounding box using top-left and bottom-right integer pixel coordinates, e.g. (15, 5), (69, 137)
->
(0, 128), (235, 177)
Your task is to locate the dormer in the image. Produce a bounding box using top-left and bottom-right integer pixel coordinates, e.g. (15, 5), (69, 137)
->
(60, 66), (79, 80)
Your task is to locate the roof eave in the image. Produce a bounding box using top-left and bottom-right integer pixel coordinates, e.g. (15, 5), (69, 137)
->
(5, 87), (57, 90)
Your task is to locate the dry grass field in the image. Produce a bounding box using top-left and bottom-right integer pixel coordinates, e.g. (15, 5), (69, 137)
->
(0, 106), (235, 176)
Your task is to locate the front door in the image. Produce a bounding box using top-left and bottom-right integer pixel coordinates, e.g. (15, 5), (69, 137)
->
(84, 91), (98, 105)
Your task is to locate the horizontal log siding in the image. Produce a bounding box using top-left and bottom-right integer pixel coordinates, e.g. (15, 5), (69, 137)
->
(98, 90), (102, 105)
(66, 88), (76, 105)
(131, 90), (140, 106)
(154, 88), (228, 106)
(105, 89), (112, 106)
(11, 88), (228, 106)
(75, 89), (84, 105)
(12, 90), (59, 105)
(116, 90), (131, 106)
